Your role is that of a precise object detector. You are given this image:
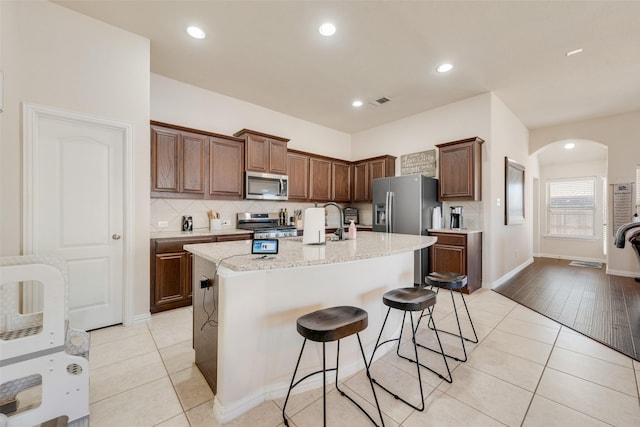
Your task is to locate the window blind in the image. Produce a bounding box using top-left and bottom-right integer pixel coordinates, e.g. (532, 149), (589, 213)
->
(546, 177), (596, 237)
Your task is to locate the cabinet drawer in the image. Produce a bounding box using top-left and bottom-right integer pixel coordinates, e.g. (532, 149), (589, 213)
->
(153, 237), (217, 253)
(431, 233), (466, 247)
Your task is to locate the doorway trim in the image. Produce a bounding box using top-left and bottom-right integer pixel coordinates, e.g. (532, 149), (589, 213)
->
(22, 102), (134, 326)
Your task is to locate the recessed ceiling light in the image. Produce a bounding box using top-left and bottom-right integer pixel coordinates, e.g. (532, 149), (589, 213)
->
(566, 48), (583, 57)
(564, 142), (576, 150)
(187, 26), (206, 39)
(319, 23), (336, 37)
(352, 100), (363, 107)
(437, 63), (453, 73)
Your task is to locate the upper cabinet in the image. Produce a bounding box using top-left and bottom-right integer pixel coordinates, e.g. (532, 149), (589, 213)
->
(233, 129), (289, 175)
(151, 121), (244, 200)
(151, 124), (206, 198)
(352, 155), (396, 202)
(308, 155), (332, 202)
(287, 150), (309, 201)
(436, 137), (484, 201)
(208, 135), (245, 199)
(331, 160), (352, 203)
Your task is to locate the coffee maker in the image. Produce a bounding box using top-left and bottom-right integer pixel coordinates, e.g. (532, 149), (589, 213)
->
(450, 206), (463, 229)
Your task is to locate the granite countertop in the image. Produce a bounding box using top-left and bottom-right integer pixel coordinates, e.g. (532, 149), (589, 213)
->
(184, 231), (436, 272)
(150, 228), (253, 240)
(427, 228), (482, 235)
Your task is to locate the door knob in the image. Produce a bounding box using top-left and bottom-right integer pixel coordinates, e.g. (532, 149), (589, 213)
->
(112, 233), (121, 240)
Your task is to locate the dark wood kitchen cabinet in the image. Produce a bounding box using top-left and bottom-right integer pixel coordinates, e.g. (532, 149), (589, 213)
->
(436, 137), (484, 201)
(151, 124), (206, 198)
(331, 160), (352, 203)
(309, 155), (332, 202)
(151, 121), (245, 200)
(352, 155), (396, 202)
(208, 135), (245, 200)
(287, 150), (309, 201)
(150, 233), (251, 313)
(428, 231), (482, 294)
(234, 129), (289, 175)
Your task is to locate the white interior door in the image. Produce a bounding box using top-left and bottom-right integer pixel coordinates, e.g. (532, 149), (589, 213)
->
(24, 104), (130, 331)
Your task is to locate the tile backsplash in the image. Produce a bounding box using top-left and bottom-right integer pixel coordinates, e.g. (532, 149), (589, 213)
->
(150, 199), (480, 233)
(150, 199), (372, 232)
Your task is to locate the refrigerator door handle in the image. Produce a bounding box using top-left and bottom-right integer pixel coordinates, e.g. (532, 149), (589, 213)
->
(385, 192), (390, 233)
(388, 191), (394, 233)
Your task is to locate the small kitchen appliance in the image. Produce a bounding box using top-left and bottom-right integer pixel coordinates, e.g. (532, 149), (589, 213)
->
(182, 215), (193, 232)
(450, 206), (463, 229)
(343, 207), (359, 225)
(236, 212), (298, 238)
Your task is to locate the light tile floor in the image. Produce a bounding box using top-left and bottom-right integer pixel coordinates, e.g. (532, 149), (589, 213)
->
(87, 289), (640, 426)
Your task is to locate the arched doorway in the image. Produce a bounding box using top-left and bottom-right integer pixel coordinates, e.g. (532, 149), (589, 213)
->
(531, 139), (608, 263)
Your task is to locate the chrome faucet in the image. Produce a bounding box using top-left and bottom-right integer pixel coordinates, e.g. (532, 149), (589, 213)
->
(323, 202), (345, 240)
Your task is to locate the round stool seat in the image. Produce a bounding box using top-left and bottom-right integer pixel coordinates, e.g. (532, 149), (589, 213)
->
(297, 306), (368, 343)
(383, 287), (436, 312)
(426, 272), (468, 290)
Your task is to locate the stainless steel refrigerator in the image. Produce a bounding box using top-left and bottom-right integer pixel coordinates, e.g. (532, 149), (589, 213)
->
(372, 174), (441, 285)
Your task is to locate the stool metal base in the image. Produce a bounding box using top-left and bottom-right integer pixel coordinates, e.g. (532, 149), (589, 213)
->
(368, 306), (452, 412)
(282, 334), (384, 427)
(418, 286), (478, 363)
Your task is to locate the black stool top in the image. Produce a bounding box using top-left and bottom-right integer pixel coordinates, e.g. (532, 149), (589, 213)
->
(297, 306), (368, 342)
(425, 272), (468, 290)
(383, 287), (437, 312)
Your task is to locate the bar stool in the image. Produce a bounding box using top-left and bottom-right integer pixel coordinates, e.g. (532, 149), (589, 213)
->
(282, 306), (384, 427)
(422, 272), (478, 362)
(368, 287), (451, 412)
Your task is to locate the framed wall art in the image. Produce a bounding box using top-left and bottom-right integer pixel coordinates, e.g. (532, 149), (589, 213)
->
(505, 157), (525, 225)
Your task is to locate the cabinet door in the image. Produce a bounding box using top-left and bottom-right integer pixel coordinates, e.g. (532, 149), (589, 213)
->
(309, 156), (332, 201)
(287, 152), (309, 200)
(332, 161), (352, 202)
(269, 140), (288, 175)
(439, 144), (473, 200)
(352, 162), (369, 202)
(430, 244), (466, 275)
(151, 126), (180, 193)
(437, 138), (483, 201)
(153, 251), (189, 312)
(245, 134), (268, 173)
(180, 131), (207, 195)
(209, 136), (244, 199)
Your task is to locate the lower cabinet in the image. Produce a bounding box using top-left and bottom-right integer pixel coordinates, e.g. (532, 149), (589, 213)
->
(428, 231), (482, 294)
(150, 233), (252, 313)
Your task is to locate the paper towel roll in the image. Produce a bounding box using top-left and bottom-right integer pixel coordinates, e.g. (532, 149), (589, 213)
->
(432, 207), (442, 230)
(303, 208), (326, 245)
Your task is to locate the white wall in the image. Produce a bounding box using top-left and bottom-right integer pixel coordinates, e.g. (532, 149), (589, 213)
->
(530, 110), (640, 277)
(0, 0), (151, 320)
(151, 74), (351, 159)
(486, 94), (531, 284)
(537, 160), (607, 262)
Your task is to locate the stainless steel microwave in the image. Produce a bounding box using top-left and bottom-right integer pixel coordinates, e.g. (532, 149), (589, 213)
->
(245, 171), (288, 200)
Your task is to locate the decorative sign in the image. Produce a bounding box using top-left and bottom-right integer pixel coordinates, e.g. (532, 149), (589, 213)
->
(612, 183), (633, 235)
(400, 149), (436, 177)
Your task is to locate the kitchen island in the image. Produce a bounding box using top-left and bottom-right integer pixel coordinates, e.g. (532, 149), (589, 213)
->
(184, 231), (437, 423)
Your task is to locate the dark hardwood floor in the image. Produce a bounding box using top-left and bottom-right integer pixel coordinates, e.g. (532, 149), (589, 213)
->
(494, 257), (640, 361)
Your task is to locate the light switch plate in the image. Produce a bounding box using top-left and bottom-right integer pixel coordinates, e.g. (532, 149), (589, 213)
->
(158, 221), (169, 228)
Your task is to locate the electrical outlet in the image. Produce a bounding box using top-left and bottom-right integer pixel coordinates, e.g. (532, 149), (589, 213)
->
(158, 221), (169, 228)
(221, 219), (231, 226)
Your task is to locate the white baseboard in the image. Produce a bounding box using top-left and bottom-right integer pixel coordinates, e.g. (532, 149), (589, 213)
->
(605, 268), (639, 278)
(485, 257), (534, 289)
(130, 312), (151, 325)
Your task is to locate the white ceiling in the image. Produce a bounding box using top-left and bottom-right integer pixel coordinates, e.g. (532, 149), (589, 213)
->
(54, 1), (640, 134)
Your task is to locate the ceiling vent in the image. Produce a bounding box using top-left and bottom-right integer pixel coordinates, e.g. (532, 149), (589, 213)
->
(374, 96), (391, 105)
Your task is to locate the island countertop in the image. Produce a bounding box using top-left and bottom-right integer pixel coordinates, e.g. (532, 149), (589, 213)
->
(184, 231), (436, 272)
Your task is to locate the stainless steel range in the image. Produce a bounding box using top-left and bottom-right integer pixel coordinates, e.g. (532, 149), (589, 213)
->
(236, 212), (298, 238)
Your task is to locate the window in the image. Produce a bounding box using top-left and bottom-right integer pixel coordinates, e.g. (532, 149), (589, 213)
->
(546, 177), (596, 238)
